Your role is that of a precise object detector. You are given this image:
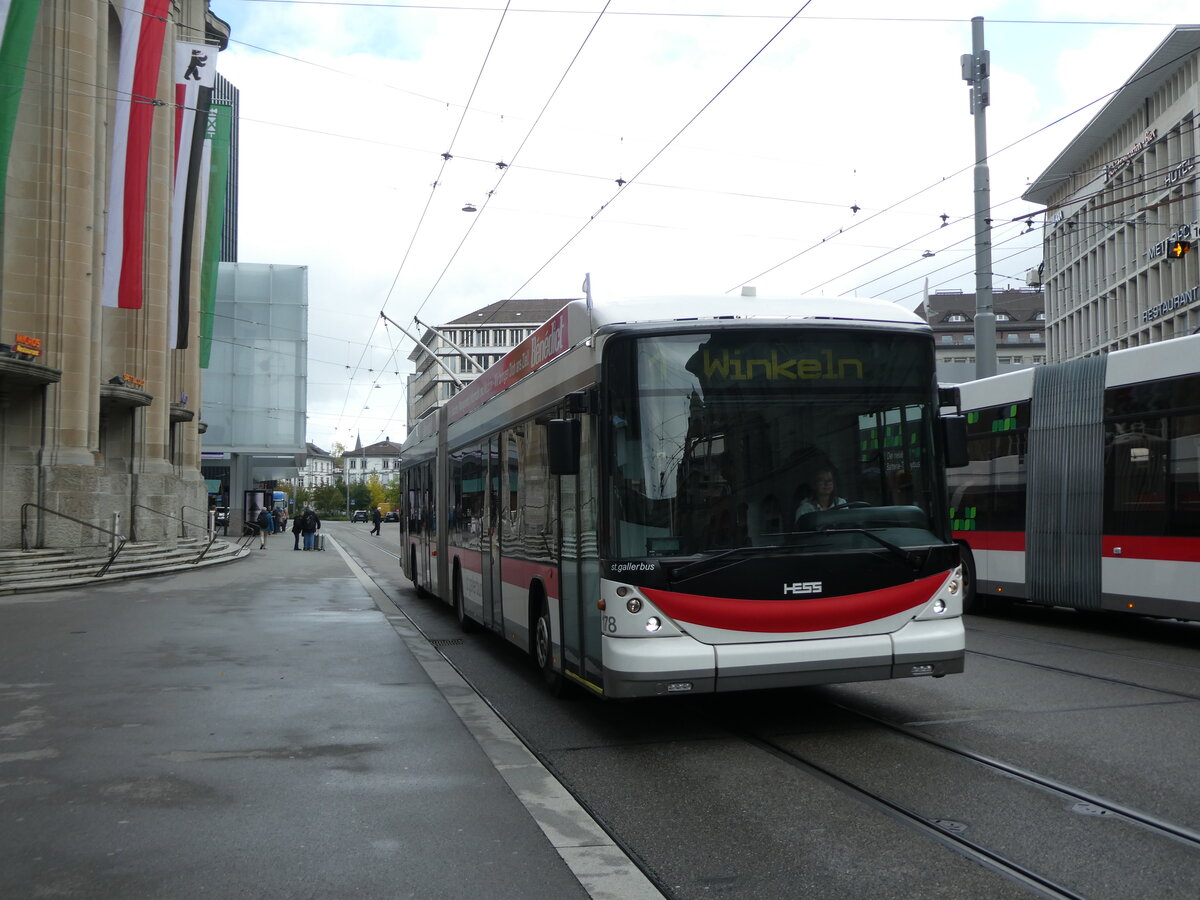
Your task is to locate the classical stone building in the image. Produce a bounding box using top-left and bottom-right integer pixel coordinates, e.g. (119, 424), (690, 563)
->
(0, 0), (230, 548)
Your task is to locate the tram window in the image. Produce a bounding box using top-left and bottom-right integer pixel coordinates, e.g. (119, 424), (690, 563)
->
(1105, 418), (1167, 535)
(1169, 412), (1200, 529)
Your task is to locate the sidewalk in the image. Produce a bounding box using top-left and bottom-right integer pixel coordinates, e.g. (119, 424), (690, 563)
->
(0, 529), (657, 899)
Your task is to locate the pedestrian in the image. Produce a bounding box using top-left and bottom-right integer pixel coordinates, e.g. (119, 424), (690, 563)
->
(370, 506), (382, 536)
(302, 507), (320, 550)
(291, 509), (304, 550)
(254, 507), (270, 550)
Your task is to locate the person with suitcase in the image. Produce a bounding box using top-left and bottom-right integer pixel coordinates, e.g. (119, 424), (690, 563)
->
(301, 507), (320, 550)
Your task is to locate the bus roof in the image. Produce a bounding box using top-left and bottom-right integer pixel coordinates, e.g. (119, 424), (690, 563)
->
(587, 294), (925, 329)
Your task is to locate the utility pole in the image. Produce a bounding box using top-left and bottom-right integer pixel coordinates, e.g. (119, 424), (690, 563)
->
(962, 16), (997, 379)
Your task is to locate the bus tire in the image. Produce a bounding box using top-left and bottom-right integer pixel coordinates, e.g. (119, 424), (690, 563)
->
(454, 565), (478, 633)
(959, 543), (988, 614)
(535, 597), (567, 697)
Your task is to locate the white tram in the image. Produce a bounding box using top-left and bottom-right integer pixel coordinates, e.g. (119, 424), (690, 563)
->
(952, 333), (1200, 620)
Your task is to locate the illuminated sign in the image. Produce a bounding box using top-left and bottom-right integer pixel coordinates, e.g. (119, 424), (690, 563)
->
(1146, 224), (1195, 261)
(122, 373), (146, 388)
(698, 349), (864, 382)
(14, 334), (41, 358)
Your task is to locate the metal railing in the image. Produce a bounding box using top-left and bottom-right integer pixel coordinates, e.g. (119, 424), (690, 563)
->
(19, 503), (128, 577)
(131, 504), (221, 564)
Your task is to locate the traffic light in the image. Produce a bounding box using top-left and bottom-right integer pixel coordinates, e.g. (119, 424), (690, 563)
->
(1168, 240), (1192, 259)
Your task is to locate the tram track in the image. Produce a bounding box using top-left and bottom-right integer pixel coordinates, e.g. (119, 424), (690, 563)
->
(730, 695), (1200, 900)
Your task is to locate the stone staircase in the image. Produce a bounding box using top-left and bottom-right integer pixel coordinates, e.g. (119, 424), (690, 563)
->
(0, 536), (251, 597)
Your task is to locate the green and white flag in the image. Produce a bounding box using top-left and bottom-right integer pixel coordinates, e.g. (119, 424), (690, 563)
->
(0, 0), (41, 222)
(199, 102), (231, 368)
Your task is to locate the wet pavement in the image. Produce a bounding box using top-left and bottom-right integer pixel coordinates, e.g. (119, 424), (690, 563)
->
(0, 530), (659, 899)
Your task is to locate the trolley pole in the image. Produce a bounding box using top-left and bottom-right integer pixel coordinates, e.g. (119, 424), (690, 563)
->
(963, 16), (997, 380)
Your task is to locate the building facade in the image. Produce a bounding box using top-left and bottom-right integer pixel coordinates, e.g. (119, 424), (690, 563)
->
(0, 0), (230, 548)
(1025, 26), (1200, 360)
(344, 437), (404, 485)
(297, 442), (334, 489)
(915, 288), (1047, 383)
(406, 298), (570, 424)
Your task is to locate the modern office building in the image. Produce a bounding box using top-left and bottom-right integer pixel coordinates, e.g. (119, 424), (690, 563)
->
(406, 298), (572, 424)
(1025, 25), (1200, 360)
(200, 263), (308, 530)
(0, 0), (230, 548)
(914, 288), (1047, 383)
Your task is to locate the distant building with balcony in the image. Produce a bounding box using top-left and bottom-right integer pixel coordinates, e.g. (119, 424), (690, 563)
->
(914, 288), (1046, 384)
(406, 298), (572, 424)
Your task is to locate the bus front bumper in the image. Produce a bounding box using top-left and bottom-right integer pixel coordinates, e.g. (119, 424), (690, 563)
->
(601, 617), (965, 699)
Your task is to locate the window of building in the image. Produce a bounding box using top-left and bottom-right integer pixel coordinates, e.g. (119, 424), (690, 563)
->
(995, 313), (1011, 321)
(941, 334), (954, 344)
(1035, 312), (1046, 321)
(1006, 333), (1020, 343)
(946, 314), (968, 323)
(964, 334), (975, 344)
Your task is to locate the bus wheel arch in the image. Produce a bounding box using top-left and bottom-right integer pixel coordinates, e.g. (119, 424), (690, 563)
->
(958, 541), (987, 614)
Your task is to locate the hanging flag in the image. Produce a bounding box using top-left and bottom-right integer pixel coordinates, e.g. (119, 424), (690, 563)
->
(101, 0), (170, 310)
(0, 0), (42, 224)
(198, 102), (231, 368)
(169, 41), (216, 349)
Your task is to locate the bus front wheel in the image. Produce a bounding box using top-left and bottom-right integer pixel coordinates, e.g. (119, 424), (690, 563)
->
(535, 600), (567, 697)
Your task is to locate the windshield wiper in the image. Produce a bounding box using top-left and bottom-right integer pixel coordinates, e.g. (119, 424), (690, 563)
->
(816, 527), (926, 571)
(667, 545), (780, 582)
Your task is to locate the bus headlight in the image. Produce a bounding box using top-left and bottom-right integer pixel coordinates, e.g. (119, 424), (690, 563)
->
(947, 579), (959, 595)
(931, 599), (946, 615)
(645, 617), (662, 633)
(626, 598), (643, 613)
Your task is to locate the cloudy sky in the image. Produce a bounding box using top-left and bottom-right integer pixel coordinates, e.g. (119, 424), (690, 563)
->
(210, 0), (1186, 452)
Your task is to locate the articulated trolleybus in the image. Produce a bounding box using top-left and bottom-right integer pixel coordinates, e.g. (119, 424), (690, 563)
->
(400, 296), (968, 698)
(952, 333), (1200, 620)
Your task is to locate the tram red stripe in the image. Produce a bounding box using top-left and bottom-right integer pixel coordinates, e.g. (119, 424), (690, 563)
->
(1103, 535), (1200, 562)
(641, 572), (949, 634)
(953, 530), (1025, 552)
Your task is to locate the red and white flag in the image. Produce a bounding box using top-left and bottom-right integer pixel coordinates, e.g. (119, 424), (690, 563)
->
(169, 41), (217, 348)
(101, 0), (170, 310)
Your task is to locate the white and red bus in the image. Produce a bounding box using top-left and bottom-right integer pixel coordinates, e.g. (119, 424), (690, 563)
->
(400, 296), (968, 698)
(951, 332), (1200, 620)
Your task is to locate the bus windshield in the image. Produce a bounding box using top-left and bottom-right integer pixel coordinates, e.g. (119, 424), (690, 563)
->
(604, 328), (944, 558)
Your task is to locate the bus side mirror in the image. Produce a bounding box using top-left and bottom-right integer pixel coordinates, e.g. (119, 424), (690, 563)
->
(942, 415), (968, 468)
(547, 418), (581, 475)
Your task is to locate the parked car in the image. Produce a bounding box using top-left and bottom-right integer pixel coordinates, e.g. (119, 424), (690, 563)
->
(351, 509), (368, 522)
(383, 510), (399, 523)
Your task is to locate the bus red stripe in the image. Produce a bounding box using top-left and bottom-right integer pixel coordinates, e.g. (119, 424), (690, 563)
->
(954, 530), (1025, 552)
(641, 572), (949, 634)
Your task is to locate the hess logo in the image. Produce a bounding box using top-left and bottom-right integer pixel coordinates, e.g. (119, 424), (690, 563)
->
(783, 581), (822, 596)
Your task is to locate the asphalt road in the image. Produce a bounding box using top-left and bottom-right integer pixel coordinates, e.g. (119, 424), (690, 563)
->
(338, 520), (1200, 900)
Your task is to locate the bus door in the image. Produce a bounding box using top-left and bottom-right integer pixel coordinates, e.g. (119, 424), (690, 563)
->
(483, 435), (503, 632)
(558, 414), (603, 689)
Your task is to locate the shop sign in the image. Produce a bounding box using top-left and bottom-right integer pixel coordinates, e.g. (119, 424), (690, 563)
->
(1104, 128), (1156, 180)
(1143, 285), (1199, 323)
(14, 334), (41, 358)
(1146, 223), (1195, 261)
